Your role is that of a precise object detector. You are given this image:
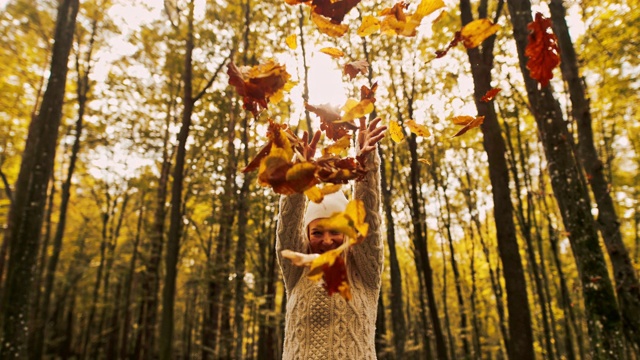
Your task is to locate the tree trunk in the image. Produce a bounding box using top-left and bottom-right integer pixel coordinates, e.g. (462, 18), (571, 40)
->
(159, 1), (196, 358)
(549, 0), (640, 347)
(506, 0), (625, 356)
(459, 1), (535, 358)
(0, 0), (79, 357)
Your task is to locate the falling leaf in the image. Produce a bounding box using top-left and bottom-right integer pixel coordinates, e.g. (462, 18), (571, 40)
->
(242, 140), (273, 173)
(357, 15), (380, 37)
(341, 98), (374, 123)
(305, 184), (344, 203)
(343, 60), (369, 80)
(227, 60), (293, 116)
(460, 18), (500, 48)
(315, 199), (369, 242)
(418, 158), (431, 165)
(405, 119), (431, 137)
(525, 12), (560, 87)
(311, 12), (349, 37)
(451, 115), (485, 137)
(380, 0), (445, 37)
(316, 156), (367, 183)
(435, 31), (462, 58)
(323, 135), (351, 156)
(321, 256), (351, 299)
(306, 102), (357, 141)
(481, 87), (501, 102)
(320, 47), (345, 58)
(285, 34), (297, 50)
(310, 0), (361, 24)
(389, 120), (405, 143)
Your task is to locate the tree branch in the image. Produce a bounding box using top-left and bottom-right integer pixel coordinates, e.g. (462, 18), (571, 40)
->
(193, 46), (237, 103)
(0, 166), (12, 202)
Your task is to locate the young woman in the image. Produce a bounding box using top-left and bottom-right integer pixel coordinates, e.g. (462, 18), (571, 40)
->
(276, 118), (387, 359)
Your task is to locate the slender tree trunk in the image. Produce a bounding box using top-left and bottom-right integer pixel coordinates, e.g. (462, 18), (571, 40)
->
(0, 1), (79, 357)
(297, 6), (313, 133)
(459, 1), (535, 358)
(159, 1), (196, 357)
(506, 1), (625, 356)
(550, 0), (640, 347)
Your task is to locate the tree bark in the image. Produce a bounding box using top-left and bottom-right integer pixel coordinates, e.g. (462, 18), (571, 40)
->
(549, 0), (640, 347)
(506, 0), (625, 357)
(0, 2), (79, 357)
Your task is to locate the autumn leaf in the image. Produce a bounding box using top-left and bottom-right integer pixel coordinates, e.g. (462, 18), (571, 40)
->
(315, 199), (369, 242)
(525, 12), (560, 87)
(389, 120), (405, 143)
(320, 47), (345, 58)
(406, 119), (431, 137)
(321, 256), (351, 299)
(460, 18), (500, 48)
(481, 87), (501, 102)
(305, 184), (343, 203)
(316, 156), (367, 183)
(311, 12), (349, 37)
(435, 31), (461, 58)
(380, 0), (445, 37)
(451, 115), (485, 137)
(285, 34), (297, 49)
(227, 60), (293, 116)
(310, 0), (361, 24)
(323, 135), (351, 156)
(340, 98), (374, 123)
(357, 15), (380, 37)
(306, 102), (357, 141)
(343, 60), (369, 80)
(418, 158), (431, 165)
(360, 82), (378, 102)
(242, 140), (272, 173)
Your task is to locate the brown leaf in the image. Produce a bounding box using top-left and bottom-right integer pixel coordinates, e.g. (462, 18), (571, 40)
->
(481, 87), (501, 102)
(451, 115), (485, 137)
(525, 12), (560, 87)
(360, 82), (378, 102)
(343, 60), (369, 80)
(322, 256), (352, 300)
(306, 103), (358, 141)
(311, 0), (361, 24)
(227, 60), (292, 116)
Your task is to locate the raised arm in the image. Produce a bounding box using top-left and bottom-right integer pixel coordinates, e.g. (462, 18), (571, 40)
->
(276, 193), (307, 294)
(350, 118), (386, 289)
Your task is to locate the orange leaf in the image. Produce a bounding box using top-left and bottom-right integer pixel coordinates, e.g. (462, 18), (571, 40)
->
(406, 119), (431, 137)
(320, 47), (345, 58)
(389, 120), (405, 143)
(451, 115), (485, 137)
(460, 18), (500, 48)
(311, 12), (349, 37)
(481, 87), (501, 102)
(227, 60), (292, 116)
(316, 156), (366, 183)
(380, 0), (445, 37)
(343, 60), (369, 80)
(305, 184), (344, 203)
(418, 158), (431, 165)
(357, 15), (380, 37)
(525, 12), (560, 87)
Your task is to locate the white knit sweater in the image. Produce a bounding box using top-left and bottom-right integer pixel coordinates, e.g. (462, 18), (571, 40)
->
(276, 151), (384, 360)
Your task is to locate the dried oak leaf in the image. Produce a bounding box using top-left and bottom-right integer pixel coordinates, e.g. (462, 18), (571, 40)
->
(380, 0), (445, 37)
(306, 103), (358, 141)
(451, 115), (485, 137)
(227, 60), (293, 116)
(481, 87), (501, 102)
(311, 0), (361, 24)
(525, 12), (560, 87)
(316, 156), (366, 184)
(343, 60), (369, 80)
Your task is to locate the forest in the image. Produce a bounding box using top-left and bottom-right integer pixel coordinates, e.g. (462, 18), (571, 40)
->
(0, 0), (639, 359)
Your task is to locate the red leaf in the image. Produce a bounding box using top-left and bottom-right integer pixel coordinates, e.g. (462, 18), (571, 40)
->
(525, 12), (560, 87)
(311, 0), (361, 24)
(435, 31), (462, 58)
(227, 61), (291, 116)
(343, 60), (369, 80)
(481, 87), (501, 102)
(322, 256), (351, 299)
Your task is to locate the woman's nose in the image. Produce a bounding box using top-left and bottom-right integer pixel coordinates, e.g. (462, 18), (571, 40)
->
(322, 233), (333, 244)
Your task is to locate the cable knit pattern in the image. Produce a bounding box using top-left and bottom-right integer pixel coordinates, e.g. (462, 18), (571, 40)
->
(276, 151), (384, 360)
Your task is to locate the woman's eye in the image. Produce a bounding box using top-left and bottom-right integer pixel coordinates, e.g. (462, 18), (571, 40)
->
(330, 231), (340, 236)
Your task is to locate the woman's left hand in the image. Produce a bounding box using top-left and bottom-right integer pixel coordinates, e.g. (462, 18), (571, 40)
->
(357, 117), (387, 158)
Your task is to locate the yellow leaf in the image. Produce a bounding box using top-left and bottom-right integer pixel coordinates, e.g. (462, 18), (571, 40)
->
(418, 158), (431, 165)
(305, 186), (324, 203)
(315, 199), (369, 242)
(357, 15), (380, 37)
(405, 0), (445, 36)
(319, 47), (345, 58)
(321, 184), (342, 195)
(460, 18), (500, 48)
(340, 99), (374, 123)
(323, 135), (351, 156)
(281, 250), (319, 266)
(389, 120), (405, 143)
(285, 34), (297, 50)
(406, 119), (431, 137)
(345, 200), (368, 241)
(311, 12), (349, 38)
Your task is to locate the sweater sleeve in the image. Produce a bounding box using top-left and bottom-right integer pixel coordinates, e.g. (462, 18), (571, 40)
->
(350, 149), (384, 290)
(276, 193), (307, 294)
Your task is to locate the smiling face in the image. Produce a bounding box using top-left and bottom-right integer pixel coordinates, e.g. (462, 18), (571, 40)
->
(308, 218), (345, 254)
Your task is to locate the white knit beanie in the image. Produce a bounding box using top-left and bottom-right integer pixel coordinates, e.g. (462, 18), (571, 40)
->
(303, 191), (349, 237)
